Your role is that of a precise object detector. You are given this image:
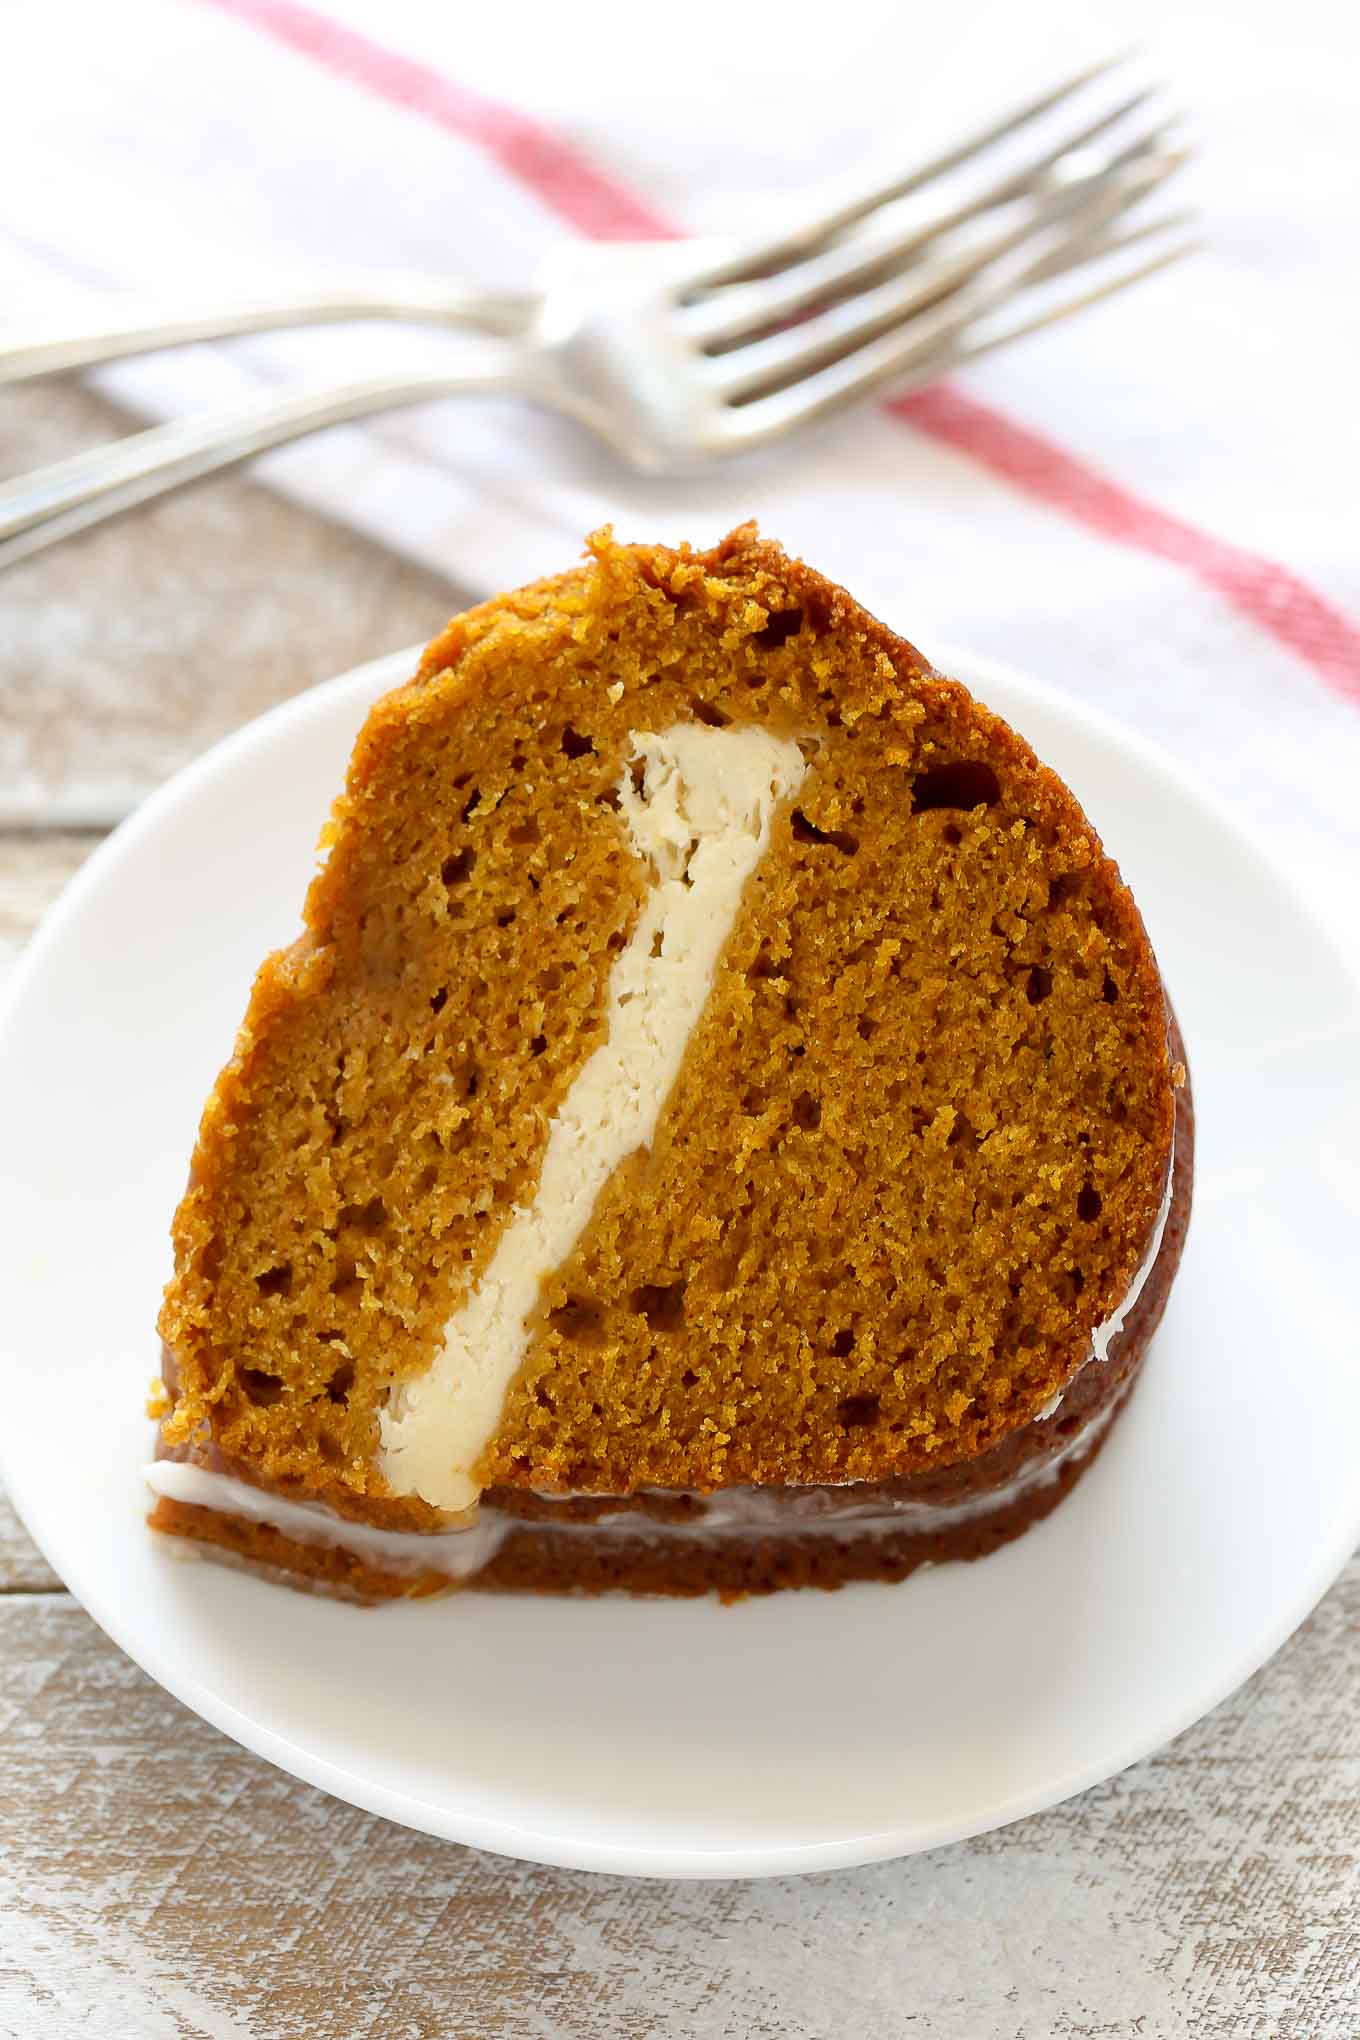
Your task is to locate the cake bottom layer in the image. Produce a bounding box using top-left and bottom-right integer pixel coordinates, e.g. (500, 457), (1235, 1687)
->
(149, 1018), (1192, 1602)
(148, 1343), (1136, 1603)
(151, 1395), (1125, 1599)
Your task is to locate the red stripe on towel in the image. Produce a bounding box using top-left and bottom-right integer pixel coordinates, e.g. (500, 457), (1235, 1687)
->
(892, 384), (1360, 702)
(201, 0), (675, 239)
(203, 0), (1360, 704)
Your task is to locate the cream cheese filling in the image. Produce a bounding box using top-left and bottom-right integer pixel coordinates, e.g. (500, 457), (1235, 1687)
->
(376, 721), (808, 1513)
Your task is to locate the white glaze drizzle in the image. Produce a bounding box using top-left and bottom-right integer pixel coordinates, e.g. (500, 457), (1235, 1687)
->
(146, 1388), (1124, 1586)
(146, 1461), (506, 1580)
(1040, 1153), (1175, 1422)
(1089, 1157), (1175, 1365)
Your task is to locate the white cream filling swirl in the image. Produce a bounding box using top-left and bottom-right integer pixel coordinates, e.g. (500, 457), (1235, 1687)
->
(377, 722), (807, 1513)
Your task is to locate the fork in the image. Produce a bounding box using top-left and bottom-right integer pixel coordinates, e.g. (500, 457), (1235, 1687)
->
(0, 58), (1191, 569)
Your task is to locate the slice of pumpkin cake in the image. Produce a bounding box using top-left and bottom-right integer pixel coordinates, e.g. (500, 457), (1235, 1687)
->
(148, 526), (1192, 1600)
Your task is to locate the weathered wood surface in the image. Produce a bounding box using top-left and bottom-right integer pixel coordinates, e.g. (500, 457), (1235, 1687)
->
(0, 383), (464, 827)
(2, 430), (1358, 2039)
(0, 1492), (61, 1595)
(1, 1533), (1356, 2040)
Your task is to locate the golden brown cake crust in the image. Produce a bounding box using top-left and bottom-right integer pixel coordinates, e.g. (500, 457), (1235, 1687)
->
(156, 525), (1179, 1525)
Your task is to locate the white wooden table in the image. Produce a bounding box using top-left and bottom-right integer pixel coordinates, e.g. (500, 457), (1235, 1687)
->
(3, 383), (1357, 2040)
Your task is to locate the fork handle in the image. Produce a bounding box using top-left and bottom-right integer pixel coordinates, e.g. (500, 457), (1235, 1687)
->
(0, 281), (538, 386)
(0, 363), (528, 569)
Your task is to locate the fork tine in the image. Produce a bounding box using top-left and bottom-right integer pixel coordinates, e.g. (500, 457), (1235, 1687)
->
(686, 89), (1165, 349)
(682, 50), (1138, 294)
(708, 151), (1184, 402)
(1022, 204), (1196, 287)
(727, 170), (1192, 444)
(951, 231), (1198, 368)
(1102, 115), (1186, 174)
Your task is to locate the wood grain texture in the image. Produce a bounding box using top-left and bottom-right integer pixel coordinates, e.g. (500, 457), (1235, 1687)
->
(0, 1570), (1355, 2040)
(0, 1492), (60, 1594)
(2, 457), (1358, 2039)
(0, 383), (467, 827)
(0, 833), (95, 978)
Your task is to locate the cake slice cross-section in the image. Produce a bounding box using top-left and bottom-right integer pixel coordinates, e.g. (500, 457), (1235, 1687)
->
(149, 526), (1192, 1599)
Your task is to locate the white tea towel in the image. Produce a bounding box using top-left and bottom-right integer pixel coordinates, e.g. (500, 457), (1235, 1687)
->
(2, 0), (1358, 959)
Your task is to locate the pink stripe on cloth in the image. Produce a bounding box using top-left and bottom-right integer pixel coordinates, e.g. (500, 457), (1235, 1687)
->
(202, 0), (1360, 706)
(892, 386), (1360, 704)
(199, 0), (674, 241)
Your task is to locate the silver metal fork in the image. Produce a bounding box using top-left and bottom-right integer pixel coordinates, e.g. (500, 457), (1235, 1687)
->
(0, 57), (1191, 569)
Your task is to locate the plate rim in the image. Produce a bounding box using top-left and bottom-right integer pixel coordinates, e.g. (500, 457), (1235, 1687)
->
(2, 636), (1358, 1880)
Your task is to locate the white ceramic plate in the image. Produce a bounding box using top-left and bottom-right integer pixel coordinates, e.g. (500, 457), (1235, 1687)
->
(2, 641), (1358, 1880)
